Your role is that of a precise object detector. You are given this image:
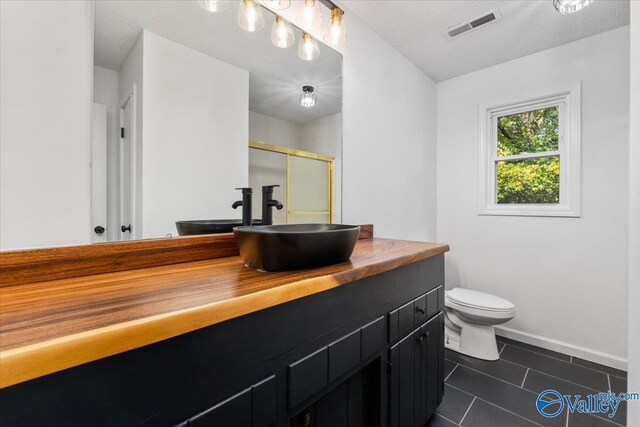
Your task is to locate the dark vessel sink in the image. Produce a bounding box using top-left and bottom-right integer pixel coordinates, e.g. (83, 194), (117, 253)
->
(176, 219), (263, 236)
(233, 224), (360, 272)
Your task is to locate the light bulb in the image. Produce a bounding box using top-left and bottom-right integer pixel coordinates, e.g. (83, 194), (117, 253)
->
(298, 33), (320, 61)
(553, 0), (593, 14)
(323, 7), (346, 47)
(238, 0), (265, 32)
(297, 0), (322, 31)
(197, 0), (228, 13)
(261, 0), (290, 10)
(300, 86), (317, 108)
(271, 16), (295, 48)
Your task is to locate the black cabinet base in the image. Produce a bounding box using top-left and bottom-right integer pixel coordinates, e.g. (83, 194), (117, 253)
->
(0, 256), (445, 427)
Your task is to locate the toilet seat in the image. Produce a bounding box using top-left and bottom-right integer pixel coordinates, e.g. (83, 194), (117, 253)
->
(446, 288), (514, 312)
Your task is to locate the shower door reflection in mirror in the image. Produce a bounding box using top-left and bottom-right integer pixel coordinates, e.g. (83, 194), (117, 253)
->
(249, 141), (336, 225)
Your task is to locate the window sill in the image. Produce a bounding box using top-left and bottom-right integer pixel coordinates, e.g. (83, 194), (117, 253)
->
(478, 204), (581, 218)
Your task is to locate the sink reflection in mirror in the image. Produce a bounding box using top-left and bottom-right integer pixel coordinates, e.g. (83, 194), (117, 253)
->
(0, 0), (342, 250)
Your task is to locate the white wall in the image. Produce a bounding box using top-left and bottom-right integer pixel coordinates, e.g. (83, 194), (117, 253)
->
(249, 111), (301, 148)
(300, 113), (343, 223)
(628, 3), (640, 425)
(299, 113), (342, 157)
(339, 8), (437, 241)
(93, 66), (120, 241)
(142, 31), (249, 238)
(0, 0), (93, 250)
(437, 27), (630, 368)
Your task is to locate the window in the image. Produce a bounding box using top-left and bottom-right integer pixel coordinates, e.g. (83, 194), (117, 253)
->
(478, 83), (581, 217)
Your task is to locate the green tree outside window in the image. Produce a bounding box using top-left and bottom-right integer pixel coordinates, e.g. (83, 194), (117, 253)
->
(496, 107), (560, 204)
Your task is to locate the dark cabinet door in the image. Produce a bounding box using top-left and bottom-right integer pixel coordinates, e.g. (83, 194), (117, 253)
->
(422, 314), (442, 423)
(389, 331), (417, 427)
(389, 313), (443, 427)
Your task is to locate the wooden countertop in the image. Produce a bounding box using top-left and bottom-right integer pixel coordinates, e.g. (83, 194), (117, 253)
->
(0, 238), (448, 389)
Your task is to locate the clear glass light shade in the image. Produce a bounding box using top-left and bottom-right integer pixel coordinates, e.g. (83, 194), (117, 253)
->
(300, 86), (317, 108)
(323, 8), (346, 47)
(297, 33), (320, 61)
(553, 0), (593, 14)
(271, 17), (295, 48)
(297, 0), (322, 31)
(261, 0), (291, 10)
(238, 0), (265, 32)
(197, 0), (228, 13)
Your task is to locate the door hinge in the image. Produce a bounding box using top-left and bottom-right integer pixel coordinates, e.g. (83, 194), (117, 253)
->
(121, 127), (125, 138)
(386, 361), (393, 377)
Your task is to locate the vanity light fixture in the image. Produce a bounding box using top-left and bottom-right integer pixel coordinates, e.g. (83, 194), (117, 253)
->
(323, 7), (346, 47)
(261, 0), (291, 10)
(197, 0), (228, 12)
(298, 0), (323, 31)
(271, 16), (295, 48)
(299, 86), (317, 108)
(298, 33), (320, 61)
(553, 0), (593, 14)
(238, 0), (265, 32)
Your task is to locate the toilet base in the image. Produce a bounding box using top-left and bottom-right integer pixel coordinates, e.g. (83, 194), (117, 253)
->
(445, 321), (500, 361)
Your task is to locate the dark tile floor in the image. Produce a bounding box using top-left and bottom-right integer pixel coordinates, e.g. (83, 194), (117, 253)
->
(428, 336), (629, 427)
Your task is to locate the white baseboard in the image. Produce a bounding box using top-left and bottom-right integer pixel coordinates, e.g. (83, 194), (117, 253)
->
(495, 326), (628, 372)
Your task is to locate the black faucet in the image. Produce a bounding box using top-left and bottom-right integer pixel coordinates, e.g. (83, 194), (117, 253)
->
(261, 185), (284, 226)
(232, 187), (253, 226)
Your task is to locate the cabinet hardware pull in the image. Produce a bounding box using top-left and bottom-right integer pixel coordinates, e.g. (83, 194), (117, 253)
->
(416, 307), (425, 314)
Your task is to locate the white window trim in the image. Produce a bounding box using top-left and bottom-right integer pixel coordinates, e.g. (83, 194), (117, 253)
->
(478, 82), (581, 217)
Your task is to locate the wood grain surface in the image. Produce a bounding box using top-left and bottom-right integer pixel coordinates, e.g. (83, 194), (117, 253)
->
(0, 237), (447, 389)
(0, 225), (374, 287)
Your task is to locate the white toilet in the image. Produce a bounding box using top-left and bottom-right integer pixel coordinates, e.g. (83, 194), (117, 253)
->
(444, 288), (515, 361)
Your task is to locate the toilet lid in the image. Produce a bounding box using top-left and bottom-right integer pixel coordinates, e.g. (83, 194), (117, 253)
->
(446, 288), (515, 312)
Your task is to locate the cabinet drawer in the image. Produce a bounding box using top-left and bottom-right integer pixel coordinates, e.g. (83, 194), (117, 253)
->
(289, 347), (328, 408)
(398, 300), (414, 339)
(361, 316), (385, 360)
(426, 287), (439, 319)
(328, 329), (361, 383)
(388, 309), (399, 342)
(413, 293), (428, 326)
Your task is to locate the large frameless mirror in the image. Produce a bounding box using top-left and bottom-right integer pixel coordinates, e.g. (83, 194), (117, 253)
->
(2, 1), (343, 250)
(92, 0), (342, 244)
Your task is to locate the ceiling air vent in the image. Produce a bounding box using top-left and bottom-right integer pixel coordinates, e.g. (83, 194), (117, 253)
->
(443, 9), (502, 39)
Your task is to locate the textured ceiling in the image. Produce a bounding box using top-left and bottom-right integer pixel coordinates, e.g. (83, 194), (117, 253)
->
(342, 0), (630, 81)
(94, 1), (342, 124)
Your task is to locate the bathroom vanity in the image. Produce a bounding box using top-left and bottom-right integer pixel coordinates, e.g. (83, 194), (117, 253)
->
(0, 233), (448, 427)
